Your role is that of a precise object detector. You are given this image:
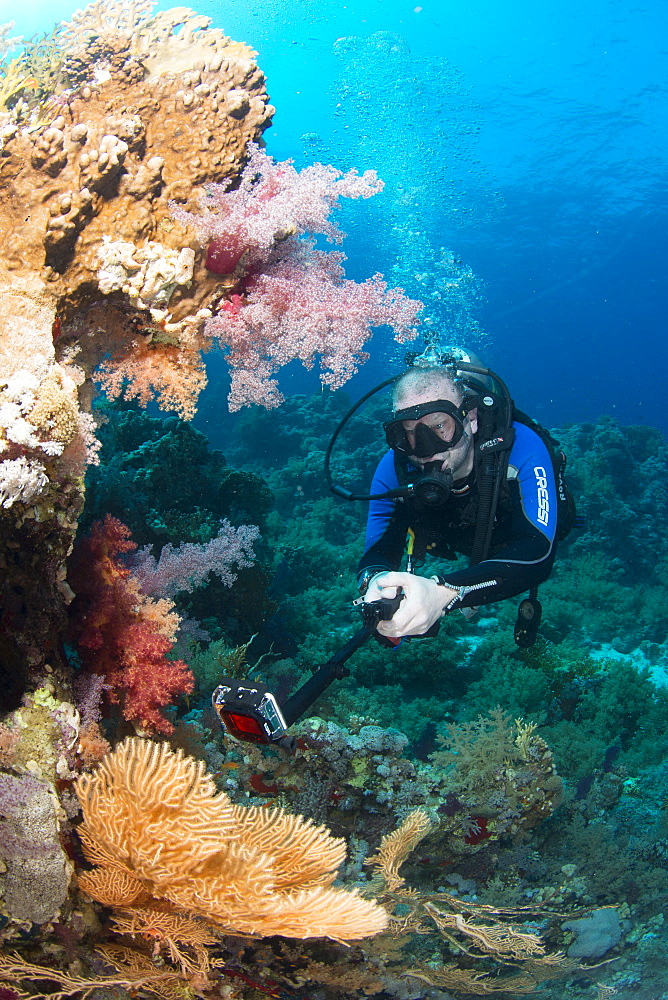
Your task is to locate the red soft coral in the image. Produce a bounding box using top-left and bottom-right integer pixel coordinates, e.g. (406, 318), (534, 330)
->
(106, 621), (194, 735)
(68, 516), (194, 735)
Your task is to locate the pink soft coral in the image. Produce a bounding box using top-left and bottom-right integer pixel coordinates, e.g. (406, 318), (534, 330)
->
(173, 142), (385, 276)
(205, 241), (423, 410)
(173, 145), (423, 410)
(130, 519), (260, 598)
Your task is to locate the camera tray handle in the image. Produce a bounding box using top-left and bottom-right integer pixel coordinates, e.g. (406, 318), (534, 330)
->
(281, 591), (403, 725)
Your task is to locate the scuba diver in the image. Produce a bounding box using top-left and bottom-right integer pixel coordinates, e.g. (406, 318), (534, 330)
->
(213, 346), (576, 747)
(350, 347), (567, 642)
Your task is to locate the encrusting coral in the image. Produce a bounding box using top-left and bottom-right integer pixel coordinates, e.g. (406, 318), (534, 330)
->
(75, 736), (389, 956)
(0, 770), (73, 925)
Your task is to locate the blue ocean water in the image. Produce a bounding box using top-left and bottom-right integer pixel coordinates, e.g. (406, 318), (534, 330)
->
(7, 0), (667, 435)
(3, 3), (668, 996)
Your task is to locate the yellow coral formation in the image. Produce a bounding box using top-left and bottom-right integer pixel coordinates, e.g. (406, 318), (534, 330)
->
(0, 947), (198, 997)
(26, 368), (80, 449)
(359, 810), (574, 997)
(4, 688), (71, 782)
(75, 737), (389, 944)
(365, 808), (432, 892)
(430, 708), (563, 853)
(110, 907), (219, 976)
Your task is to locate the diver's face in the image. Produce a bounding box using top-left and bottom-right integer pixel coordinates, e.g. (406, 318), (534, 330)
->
(400, 393), (478, 480)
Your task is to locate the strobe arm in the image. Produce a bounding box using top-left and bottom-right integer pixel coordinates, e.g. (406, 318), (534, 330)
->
(212, 593), (403, 745)
(282, 591), (403, 724)
(281, 625), (371, 725)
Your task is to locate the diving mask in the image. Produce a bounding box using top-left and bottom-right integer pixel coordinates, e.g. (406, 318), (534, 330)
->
(384, 397), (476, 459)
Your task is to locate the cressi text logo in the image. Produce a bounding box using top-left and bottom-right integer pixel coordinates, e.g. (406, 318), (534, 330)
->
(534, 466), (550, 525)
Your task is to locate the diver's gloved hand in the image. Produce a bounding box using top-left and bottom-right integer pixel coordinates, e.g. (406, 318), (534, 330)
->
(363, 571), (458, 637)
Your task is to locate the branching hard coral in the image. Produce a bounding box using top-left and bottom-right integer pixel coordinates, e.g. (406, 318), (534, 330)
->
(0, 22), (30, 116)
(0, 57), (37, 113)
(75, 737), (389, 946)
(12, 28), (65, 111)
(0, 22), (21, 63)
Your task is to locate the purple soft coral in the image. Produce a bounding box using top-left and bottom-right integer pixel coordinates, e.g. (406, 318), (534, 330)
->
(174, 142), (385, 275)
(172, 144), (423, 410)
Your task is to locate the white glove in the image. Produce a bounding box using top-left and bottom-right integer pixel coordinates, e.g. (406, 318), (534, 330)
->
(363, 571), (458, 638)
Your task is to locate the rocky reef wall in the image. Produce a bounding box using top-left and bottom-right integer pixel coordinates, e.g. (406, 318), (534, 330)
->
(0, 1), (273, 702)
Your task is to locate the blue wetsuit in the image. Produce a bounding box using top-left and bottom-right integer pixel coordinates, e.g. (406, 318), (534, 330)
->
(357, 421), (558, 610)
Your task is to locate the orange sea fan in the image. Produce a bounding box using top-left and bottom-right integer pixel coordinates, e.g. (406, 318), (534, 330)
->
(76, 737), (390, 943)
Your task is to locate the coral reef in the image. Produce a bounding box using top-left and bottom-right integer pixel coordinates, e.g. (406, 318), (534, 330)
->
(0, 0), (664, 989)
(204, 708), (563, 878)
(82, 405), (274, 544)
(78, 404), (276, 645)
(0, 730), (575, 999)
(174, 391), (668, 995)
(0, 0), (273, 694)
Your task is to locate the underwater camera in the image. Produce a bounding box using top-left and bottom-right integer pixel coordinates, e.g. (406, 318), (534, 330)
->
(212, 592), (404, 748)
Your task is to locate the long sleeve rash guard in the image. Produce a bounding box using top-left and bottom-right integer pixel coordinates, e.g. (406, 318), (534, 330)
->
(357, 421), (558, 609)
